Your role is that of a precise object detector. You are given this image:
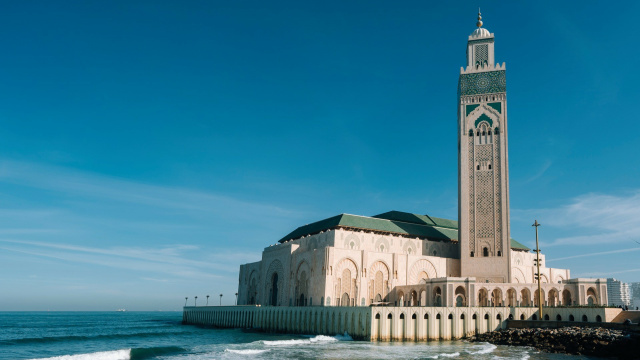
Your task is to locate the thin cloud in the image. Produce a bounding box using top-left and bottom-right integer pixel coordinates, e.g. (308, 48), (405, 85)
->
(0, 239), (236, 274)
(514, 190), (640, 246)
(522, 160), (552, 184)
(0, 159), (298, 221)
(0, 242), (222, 281)
(547, 247), (640, 262)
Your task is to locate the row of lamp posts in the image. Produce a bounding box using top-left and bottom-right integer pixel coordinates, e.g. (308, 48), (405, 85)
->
(184, 293), (239, 307)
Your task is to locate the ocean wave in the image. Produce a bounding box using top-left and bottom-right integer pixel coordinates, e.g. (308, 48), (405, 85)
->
(225, 349), (270, 355)
(263, 334), (353, 346)
(27, 346), (185, 360)
(425, 352), (460, 359)
(3, 331), (189, 345)
(28, 349), (131, 360)
(465, 343), (497, 355)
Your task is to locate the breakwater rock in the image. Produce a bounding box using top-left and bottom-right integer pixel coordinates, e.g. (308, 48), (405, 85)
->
(472, 327), (639, 359)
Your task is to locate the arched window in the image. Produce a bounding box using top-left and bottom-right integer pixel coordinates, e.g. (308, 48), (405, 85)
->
(483, 247), (489, 257)
(477, 165), (480, 170)
(569, 315), (575, 321)
(470, 251), (474, 257)
(582, 315), (588, 322)
(448, 314), (453, 319)
(375, 313), (380, 319)
(556, 314), (562, 321)
(497, 251), (501, 256)
(387, 314), (392, 319)
(520, 314), (525, 320)
(424, 314), (429, 319)
(488, 164), (492, 170)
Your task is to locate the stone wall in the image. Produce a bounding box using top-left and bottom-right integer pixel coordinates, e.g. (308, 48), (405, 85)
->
(182, 305), (617, 342)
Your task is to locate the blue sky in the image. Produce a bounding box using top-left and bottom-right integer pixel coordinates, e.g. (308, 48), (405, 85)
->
(1, 1), (639, 311)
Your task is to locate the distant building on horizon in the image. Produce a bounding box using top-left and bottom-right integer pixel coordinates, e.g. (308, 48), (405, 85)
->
(629, 282), (640, 309)
(607, 278), (631, 307)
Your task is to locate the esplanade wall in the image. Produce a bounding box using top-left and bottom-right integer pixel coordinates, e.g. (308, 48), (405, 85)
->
(182, 305), (621, 341)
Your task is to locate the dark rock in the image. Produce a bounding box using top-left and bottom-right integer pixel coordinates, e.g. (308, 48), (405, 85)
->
(470, 326), (640, 359)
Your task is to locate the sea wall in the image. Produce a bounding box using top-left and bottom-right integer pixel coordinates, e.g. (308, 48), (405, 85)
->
(182, 306), (617, 341)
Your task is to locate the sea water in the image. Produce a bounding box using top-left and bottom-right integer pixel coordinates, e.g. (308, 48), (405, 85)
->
(0, 312), (596, 360)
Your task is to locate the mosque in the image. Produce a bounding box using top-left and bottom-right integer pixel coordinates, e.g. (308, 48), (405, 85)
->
(236, 12), (607, 311)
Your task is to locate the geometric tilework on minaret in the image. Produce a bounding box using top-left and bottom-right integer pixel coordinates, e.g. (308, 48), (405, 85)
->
(458, 11), (512, 283)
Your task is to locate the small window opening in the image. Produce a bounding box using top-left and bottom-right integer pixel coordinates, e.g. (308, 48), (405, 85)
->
(477, 165), (480, 170)
(497, 251), (501, 256)
(470, 251), (474, 257)
(488, 164), (492, 170)
(483, 247), (489, 257)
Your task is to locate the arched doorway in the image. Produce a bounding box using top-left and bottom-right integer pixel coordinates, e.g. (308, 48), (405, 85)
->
(506, 288), (516, 307)
(341, 292), (350, 307)
(548, 288), (559, 307)
(433, 287), (442, 306)
(454, 286), (466, 307)
(586, 287), (598, 305)
(270, 273), (278, 306)
(521, 288), (531, 306)
(478, 288), (489, 306)
(562, 289), (572, 306)
(491, 288), (502, 307)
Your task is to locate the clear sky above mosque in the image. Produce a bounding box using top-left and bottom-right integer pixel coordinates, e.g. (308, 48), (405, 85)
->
(1, 1), (639, 311)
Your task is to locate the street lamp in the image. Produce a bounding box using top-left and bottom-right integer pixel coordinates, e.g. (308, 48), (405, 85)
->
(185, 297), (188, 306)
(533, 220), (542, 320)
(235, 292), (238, 305)
(206, 295), (210, 306)
(194, 296), (198, 307)
(219, 293), (223, 306)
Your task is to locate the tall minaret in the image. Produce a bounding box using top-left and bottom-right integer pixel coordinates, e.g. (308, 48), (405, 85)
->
(458, 11), (511, 283)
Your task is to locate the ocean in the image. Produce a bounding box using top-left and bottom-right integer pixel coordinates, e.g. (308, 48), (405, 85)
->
(0, 311), (596, 360)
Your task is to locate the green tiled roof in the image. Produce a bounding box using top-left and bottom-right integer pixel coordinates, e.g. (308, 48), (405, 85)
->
(278, 210), (531, 252)
(278, 213), (457, 243)
(510, 238), (530, 251)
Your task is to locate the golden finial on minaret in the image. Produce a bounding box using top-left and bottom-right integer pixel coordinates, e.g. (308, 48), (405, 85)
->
(476, 8), (483, 28)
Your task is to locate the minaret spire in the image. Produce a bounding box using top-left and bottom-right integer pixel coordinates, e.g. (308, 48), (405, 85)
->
(476, 9), (483, 28)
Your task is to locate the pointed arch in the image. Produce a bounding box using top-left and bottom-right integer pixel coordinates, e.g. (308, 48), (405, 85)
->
(408, 259), (438, 285)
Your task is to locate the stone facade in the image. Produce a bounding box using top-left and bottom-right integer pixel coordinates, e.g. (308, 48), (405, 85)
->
(237, 15), (607, 313)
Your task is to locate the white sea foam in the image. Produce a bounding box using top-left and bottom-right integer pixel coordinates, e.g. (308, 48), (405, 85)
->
(263, 334), (352, 346)
(225, 349), (270, 355)
(29, 349), (130, 360)
(466, 343), (497, 355)
(425, 352), (461, 359)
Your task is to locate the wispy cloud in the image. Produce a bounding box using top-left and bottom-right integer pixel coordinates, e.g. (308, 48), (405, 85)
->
(578, 268), (640, 277)
(0, 239), (225, 280)
(514, 190), (640, 246)
(522, 160), (552, 184)
(547, 246), (640, 262)
(0, 159), (297, 221)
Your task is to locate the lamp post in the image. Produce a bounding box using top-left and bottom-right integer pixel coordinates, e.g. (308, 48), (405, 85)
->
(194, 296), (198, 307)
(185, 297), (188, 306)
(235, 293), (238, 305)
(206, 295), (210, 306)
(533, 220), (542, 320)
(220, 293), (223, 306)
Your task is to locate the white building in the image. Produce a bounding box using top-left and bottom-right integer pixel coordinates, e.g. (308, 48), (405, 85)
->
(631, 282), (640, 309)
(607, 278), (631, 307)
(237, 12), (607, 310)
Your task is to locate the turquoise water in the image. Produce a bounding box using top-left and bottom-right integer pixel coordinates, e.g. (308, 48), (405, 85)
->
(0, 312), (595, 360)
